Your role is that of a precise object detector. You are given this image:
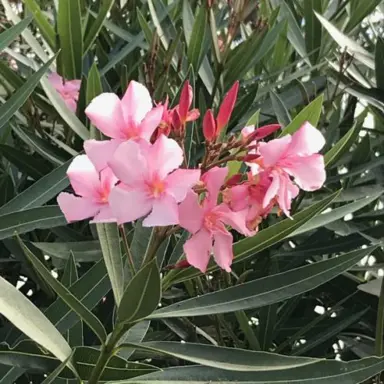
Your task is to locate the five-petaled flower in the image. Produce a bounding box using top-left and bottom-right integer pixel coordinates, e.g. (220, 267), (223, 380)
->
(48, 72), (81, 113)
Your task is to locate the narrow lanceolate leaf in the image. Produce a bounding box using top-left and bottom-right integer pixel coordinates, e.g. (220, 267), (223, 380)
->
(83, 0), (115, 54)
(109, 357), (384, 384)
(0, 206), (66, 240)
(290, 193), (382, 237)
(124, 341), (317, 371)
(164, 191), (340, 286)
(0, 276), (72, 363)
(279, 94), (323, 136)
(270, 91), (291, 126)
(24, 0), (55, 49)
(303, 0), (322, 65)
(118, 259), (161, 324)
(57, 0), (83, 79)
(375, 38), (384, 91)
(0, 16), (32, 51)
(41, 351), (75, 384)
(150, 246), (375, 318)
(0, 159), (71, 215)
(96, 224), (124, 306)
(0, 56), (55, 134)
(86, 62), (103, 140)
(18, 236), (107, 344)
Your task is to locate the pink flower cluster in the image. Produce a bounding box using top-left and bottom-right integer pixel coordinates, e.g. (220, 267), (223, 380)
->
(56, 77), (326, 273)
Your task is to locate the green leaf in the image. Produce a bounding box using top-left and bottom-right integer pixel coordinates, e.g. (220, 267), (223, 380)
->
(303, 0), (322, 65)
(150, 246), (376, 318)
(0, 159), (71, 215)
(279, 94), (323, 136)
(96, 223), (124, 306)
(164, 191), (339, 286)
(24, 0), (55, 49)
(18, 236), (107, 344)
(0, 16), (32, 52)
(125, 341), (316, 371)
(86, 62), (103, 139)
(83, 0), (114, 55)
(0, 56), (55, 134)
(0, 276), (72, 363)
(375, 38), (384, 91)
(315, 12), (374, 69)
(270, 91), (291, 126)
(246, 109), (260, 126)
(33, 241), (102, 263)
(118, 259), (161, 324)
(108, 357), (384, 383)
(290, 193), (382, 237)
(186, 5), (207, 72)
(131, 221), (155, 271)
(57, 0), (83, 79)
(0, 206), (66, 240)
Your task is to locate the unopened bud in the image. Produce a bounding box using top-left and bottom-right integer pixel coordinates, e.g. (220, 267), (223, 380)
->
(203, 109), (217, 142)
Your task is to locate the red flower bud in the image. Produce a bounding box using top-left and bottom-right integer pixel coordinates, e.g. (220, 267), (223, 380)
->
(203, 109), (217, 142)
(178, 81), (192, 123)
(225, 173), (243, 187)
(243, 153), (260, 162)
(255, 124), (281, 140)
(216, 81), (239, 133)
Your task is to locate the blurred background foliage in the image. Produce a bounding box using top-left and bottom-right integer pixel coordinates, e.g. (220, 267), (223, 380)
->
(0, 0), (384, 383)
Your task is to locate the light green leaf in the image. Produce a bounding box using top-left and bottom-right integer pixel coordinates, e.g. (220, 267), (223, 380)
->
(18, 236), (108, 344)
(83, 0), (114, 55)
(24, 0), (55, 49)
(96, 223), (124, 306)
(0, 276), (72, 363)
(0, 56), (55, 133)
(0, 159), (71, 215)
(0, 206), (66, 240)
(0, 16), (33, 51)
(124, 341), (316, 371)
(246, 109), (260, 126)
(118, 259), (161, 324)
(279, 94), (323, 136)
(151, 246), (375, 318)
(290, 193), (382, 237)
(57, 0), (83, 79)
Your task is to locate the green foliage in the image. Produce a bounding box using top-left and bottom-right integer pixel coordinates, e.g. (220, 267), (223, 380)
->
(0, 1), (383, 383)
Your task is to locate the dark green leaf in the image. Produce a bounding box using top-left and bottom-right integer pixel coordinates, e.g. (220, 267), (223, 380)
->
(375, 38), (384, 91)
(303, 0), (322, 64)
(270, 91), (291, 126)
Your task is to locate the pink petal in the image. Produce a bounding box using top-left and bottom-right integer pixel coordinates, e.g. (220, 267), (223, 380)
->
(64, 79), (81, 92)
(148, 135), (183, 178)
(65, 99), (77, 113)
(241, 125), (255, 140)
(214, 204), (255, 236)
(287, 122), (325, 156)
(258, 135), (291, 167)
(184, 229), (212, 273)
(67, 155), (100, 198)
(186, 108), (200, 122)
(100, 167), (118, 193)
(91, 206), (116, 223)
(283, 154), (326, 191)
(138, 106), (164, 141)
(216, 81), (239, 133)
(226, 184), (249, 211)
(166, 169), (201, 202)
(57, 192), (101, 222)
(48, 72), (64, 92)
(109, 186), (152, 224)
(84, 139), (122, 173)
(85, 93), (126, 139)
(179, 191), (204, 234)
(121, 80), (153, 125)
(213, 230), (233, 272)
(263, 171), (280, 209)
(143, 194), (179, 227)
(277, 173), (299, 217)
(108, 140), (148, 187)
(201, 166), (228, 208)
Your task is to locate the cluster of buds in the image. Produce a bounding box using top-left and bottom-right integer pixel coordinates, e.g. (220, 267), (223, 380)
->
(51, 74), (326, 273)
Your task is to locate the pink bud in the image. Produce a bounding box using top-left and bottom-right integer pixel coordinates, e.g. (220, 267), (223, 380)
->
(178, 81), (192, 123)
(216, 81), (239, 133)
(203, 109), (217, 142)
(171, 109), (182, 133)
(225, 173), (243, 187)
(255, 124), (281, 140)
(243, 153), (260, 162)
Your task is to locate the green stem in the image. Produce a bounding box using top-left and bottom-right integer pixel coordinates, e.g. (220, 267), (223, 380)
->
(375, 278), (384, 356)
(88, 325), (125, 384)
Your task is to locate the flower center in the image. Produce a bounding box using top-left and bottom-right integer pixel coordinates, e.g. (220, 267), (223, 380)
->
(148, 176), (166, 198)
(204, 211), (219, 231)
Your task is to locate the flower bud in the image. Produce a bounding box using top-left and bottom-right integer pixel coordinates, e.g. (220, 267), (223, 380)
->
(216, 81), (239, 133)
(178, 80), (192, 123)
(203, 109), (217, 142)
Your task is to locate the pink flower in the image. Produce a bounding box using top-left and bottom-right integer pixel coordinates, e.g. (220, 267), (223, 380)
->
(258, 122), (326, 216)
(224, 172), (274, 231)
(57, 155), (117, 223)
(179, 167), (254, 273)
(108, 135), (200, 226)
(177, 81), (200, 125)
(48, 72), (80, 112)
(84, 80), (163, 171)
